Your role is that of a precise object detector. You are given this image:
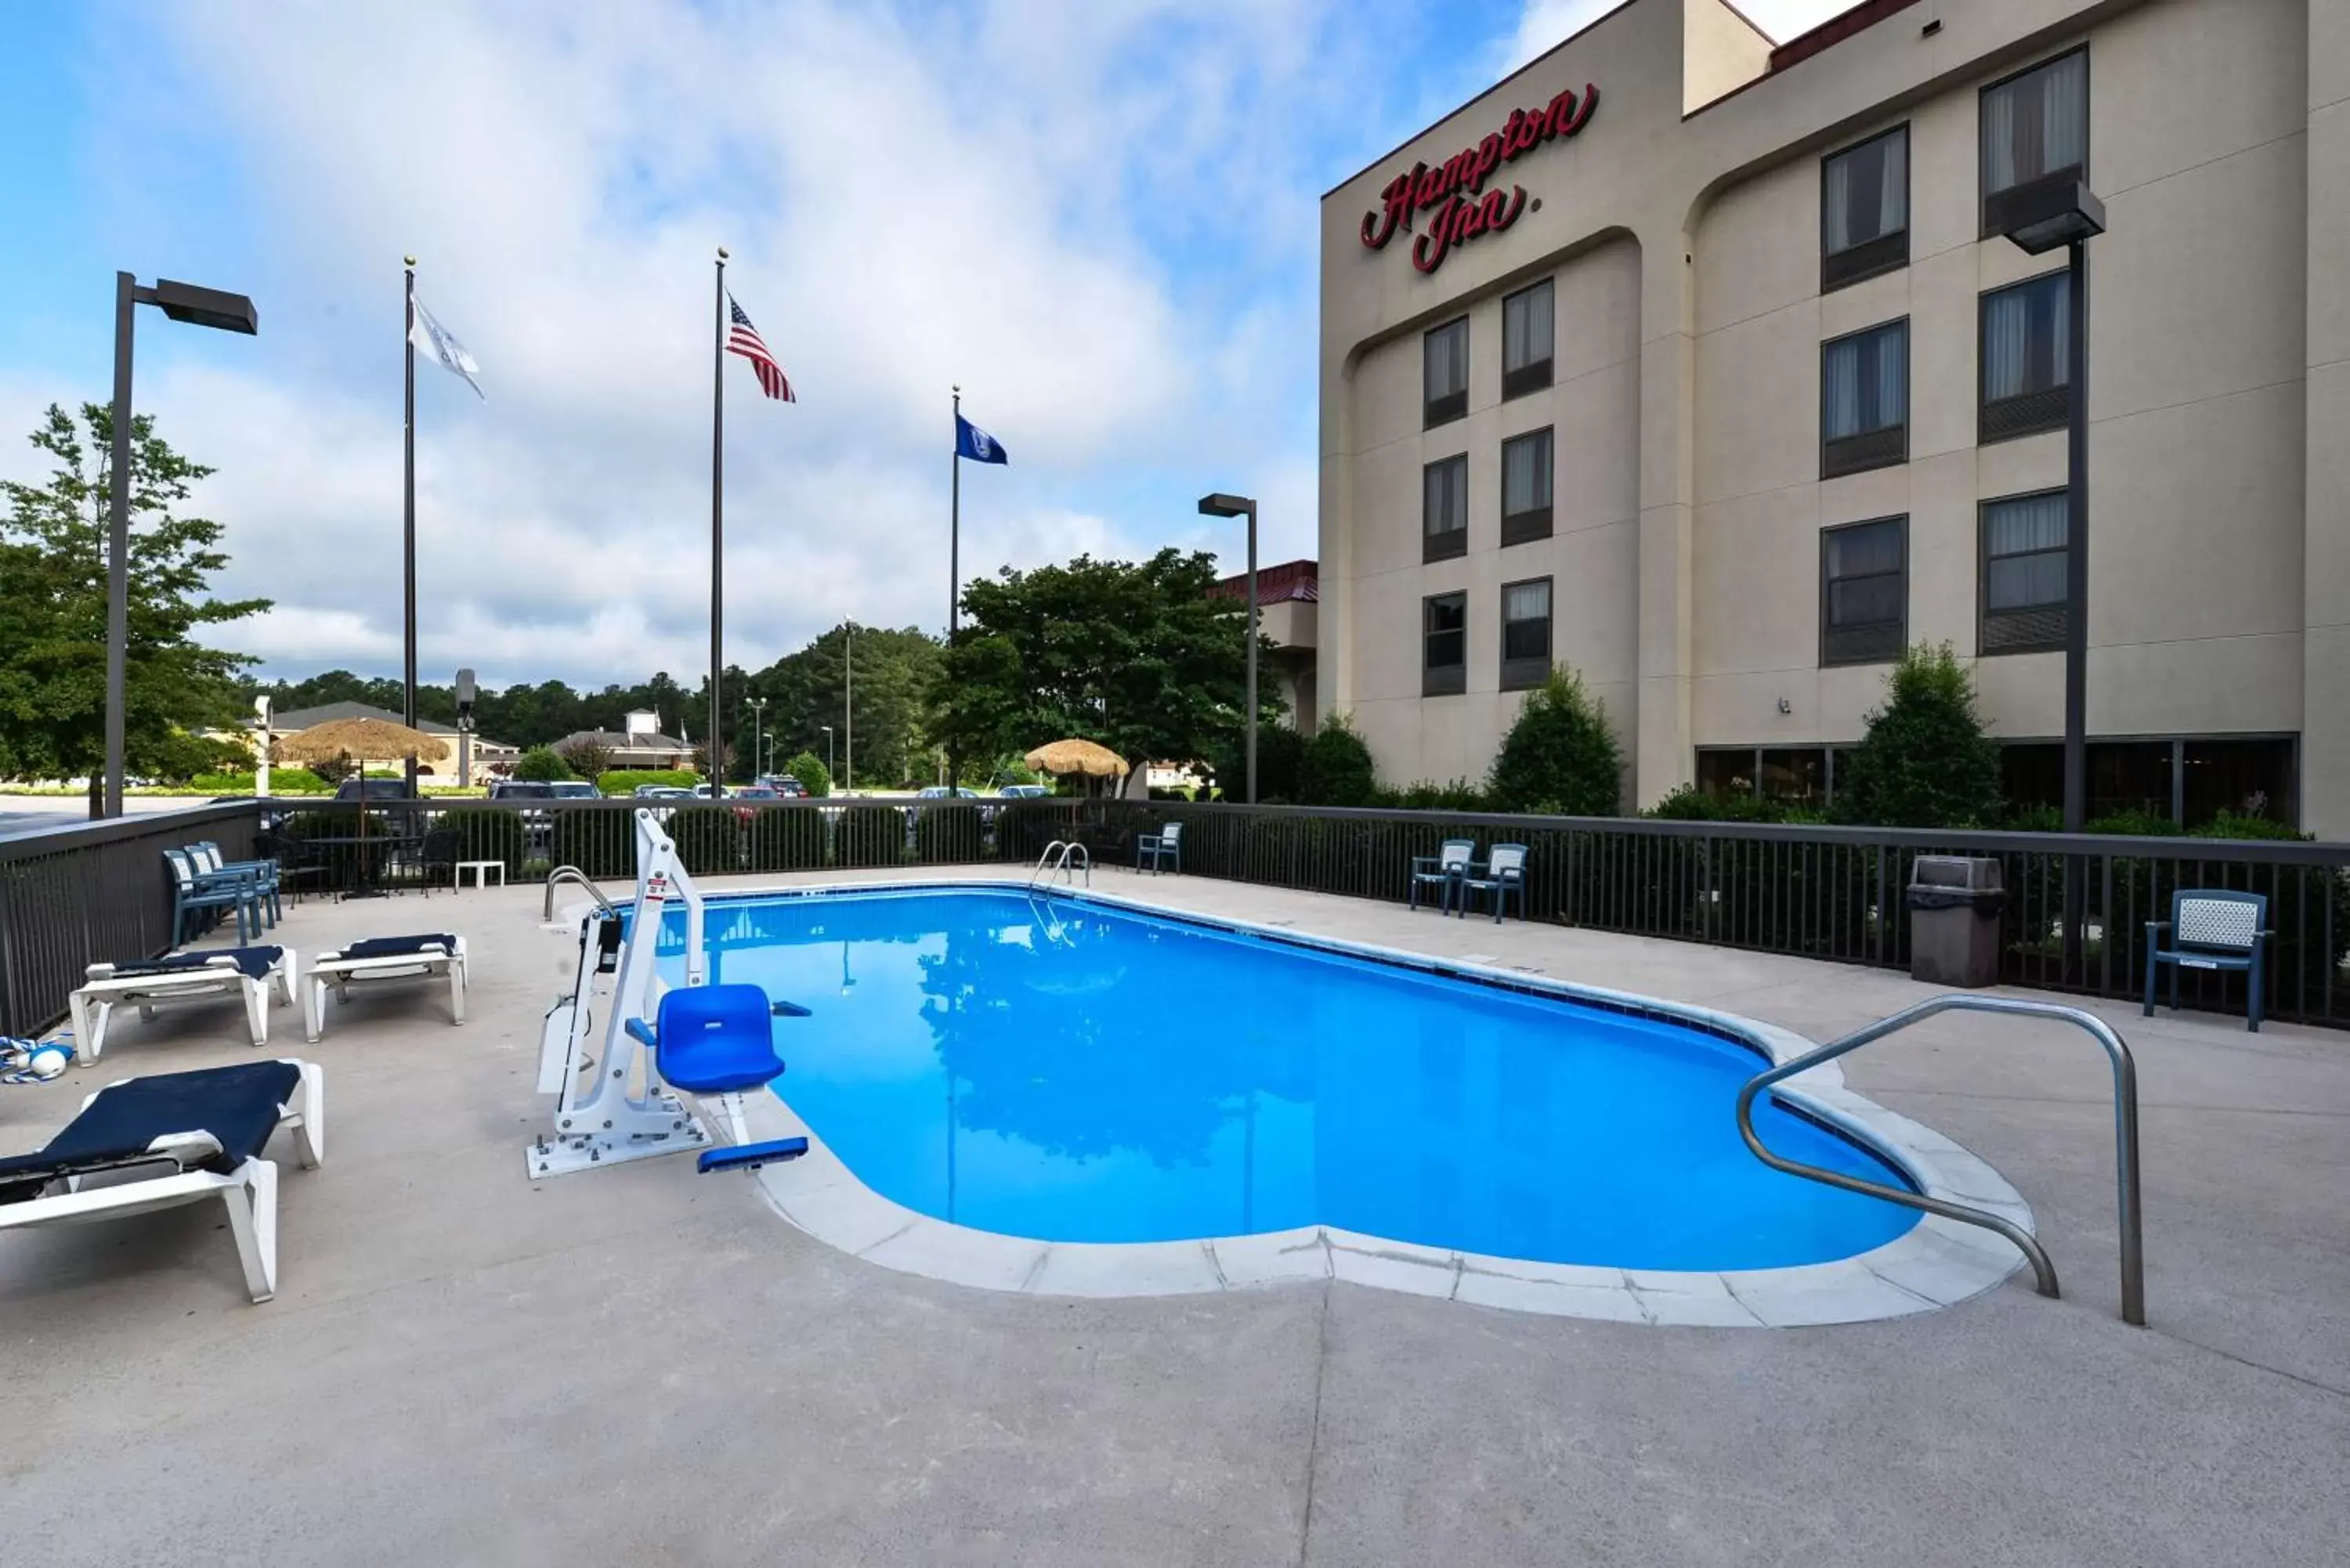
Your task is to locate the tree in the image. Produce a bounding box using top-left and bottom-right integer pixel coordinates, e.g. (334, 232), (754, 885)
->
(781, 750), (831, 797)
(1300, 715), (1379, 807)
(931, 549), (1282, 777)
(1835, 644), (2004, 828)
(555, 738), (611, 780)
(513, 746), (570, 782)
(1485, 667), (1624, 815)
(736, 624), (942, 787)
(0, 403), (267, 804)
(1212, 724), (1306, 802)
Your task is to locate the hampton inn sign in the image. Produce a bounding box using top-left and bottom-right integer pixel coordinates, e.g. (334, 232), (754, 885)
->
(1358, 85), (1600, 274)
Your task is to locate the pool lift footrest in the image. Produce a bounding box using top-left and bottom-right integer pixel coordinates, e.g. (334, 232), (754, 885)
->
(696, 1136), (808, 1174)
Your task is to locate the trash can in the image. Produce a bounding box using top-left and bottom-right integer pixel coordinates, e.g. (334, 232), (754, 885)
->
(1906, 855), (2006, 988)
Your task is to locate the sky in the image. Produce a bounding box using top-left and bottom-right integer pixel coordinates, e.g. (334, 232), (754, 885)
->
(0, 0), (1844, 691)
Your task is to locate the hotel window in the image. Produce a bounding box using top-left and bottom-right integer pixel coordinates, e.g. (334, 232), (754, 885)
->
(1423, 591), (1467, 696)
(1502, 279), (1554, 399)
(1820, 515), (1907, 667)
(1820, 320), (1907, 478)
(1980, 490), (2070, 653)
(1500, 577), (1553, 690)
(1979, 271), (2071, 442)
(1424, 316), (1469, 428)
(1501, 427), (1553, 545)
(1822, 126), (1908, 291)
(1423, 453), (1468, 562)
(1982, 49), (2088, 236)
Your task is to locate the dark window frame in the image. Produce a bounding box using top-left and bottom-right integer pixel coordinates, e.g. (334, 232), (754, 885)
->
(1501, 279), (1555, 399)
(1499, 576), (1553, 691)
(1697, 746), (1841, 809)
(1820, 317), (1909, 479)
(1500, 425), (1554, 546)
(1979, 45), (2090, 239)
(1978, 269), (2072, 443)
(1423, 453), (1469, 563)
(1820, 124), (1910, 292)
(1423, 591), (1467, 697)
(1979, 487), (2072, 656)
(1820, 515), (1907, 668)
(1423, 316), (1470, 429)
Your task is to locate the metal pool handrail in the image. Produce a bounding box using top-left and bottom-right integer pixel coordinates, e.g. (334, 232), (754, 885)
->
(1029, 841), (1090, 889)
(1734, 994), (2145, 1326)
(543, 865), (619, 923)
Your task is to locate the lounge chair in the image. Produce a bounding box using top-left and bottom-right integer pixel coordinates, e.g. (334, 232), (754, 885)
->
(1409, 839), (1475, 913)
(69, 945), (295, 1064)
(1137, 820), (1183, 875)
(0, 1059), (324, 1303)
(2145, 889), (2272, 1031)
(1459, 843), (1529, 923)
(305, 934), (468, 1042)
(164, 848), (261, 945)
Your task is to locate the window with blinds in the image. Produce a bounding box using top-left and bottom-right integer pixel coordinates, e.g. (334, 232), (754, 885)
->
(1424, 317), (1469, 428)
(1502, 280), (1554, 399)
(1500, 577), (1553, 690)
(1981, 490), (2070, 653)
(1820, 516), (1906, 667)
(1982, 50), (2088, 237)
(1822, 126), (1908, 291)
(1820, 320), (1907, 478)
(1423, 454), (1468, 562)
(1501, 427), (1553, 545)
(1423, 592), (1467, 696)
(1979, 270), (2071, 442)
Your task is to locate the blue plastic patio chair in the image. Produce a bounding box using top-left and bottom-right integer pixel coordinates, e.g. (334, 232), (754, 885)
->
(193, 841), (280, 927)
(1409, 839), (1475, 913)
(164, 849), (258, 945)
(1137, 821), (1183, 875)
(1459, 843), (1529, 923)
(2145, 888), (2271, 1032)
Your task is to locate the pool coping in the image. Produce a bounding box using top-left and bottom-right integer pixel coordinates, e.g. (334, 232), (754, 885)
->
(660, 876), (2034, 1328)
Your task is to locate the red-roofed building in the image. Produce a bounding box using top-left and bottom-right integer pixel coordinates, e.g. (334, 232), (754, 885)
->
(1211, 559), (1320, 733)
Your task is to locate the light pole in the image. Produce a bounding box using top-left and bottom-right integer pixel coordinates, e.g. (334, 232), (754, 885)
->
(843, 620), (856, 795)
(103, 274), (258, 818)
(822, 724), (835, 785)
(1198, 493), (1259, 805)
(748, 695), (767, 784)
(1998, 180), (2104, 983)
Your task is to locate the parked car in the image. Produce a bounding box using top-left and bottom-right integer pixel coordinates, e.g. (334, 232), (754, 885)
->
(334, 778), (415, 802)
(730, 782), (786, 822)
(551, 781), (601, 800)
(632, 782), (695, 799)
(998, 783), (1050, 799)
(772, 777), (808, 798)
(916, 786), (982, 800)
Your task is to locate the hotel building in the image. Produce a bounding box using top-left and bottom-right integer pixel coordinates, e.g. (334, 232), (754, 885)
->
(1315, 0), (2350, 833)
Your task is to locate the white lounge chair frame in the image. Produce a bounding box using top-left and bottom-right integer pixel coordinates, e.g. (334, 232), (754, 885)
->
(68, 951), (297, 1064)
(304, 937), (468, 1043)
(0, 1060), (324, 1303)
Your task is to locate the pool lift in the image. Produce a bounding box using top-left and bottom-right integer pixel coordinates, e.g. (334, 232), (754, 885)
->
(527, 807), (810, 1179)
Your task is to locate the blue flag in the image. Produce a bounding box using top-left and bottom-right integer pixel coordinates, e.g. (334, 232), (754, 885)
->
(955, 413), (1009, 464)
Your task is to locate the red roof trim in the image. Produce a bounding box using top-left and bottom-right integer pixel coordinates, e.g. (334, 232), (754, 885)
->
(1768, 0), (1922, 75)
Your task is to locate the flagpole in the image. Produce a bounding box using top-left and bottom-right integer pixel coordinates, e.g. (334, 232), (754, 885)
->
(949, 385), (960, 642)
(710, 246), (727, 789)
(402, 255), (418, 796)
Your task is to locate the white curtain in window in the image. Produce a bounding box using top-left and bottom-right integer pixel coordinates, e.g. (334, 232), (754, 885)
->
(1503, 432), (1551, 514)
(2048, 273), (2070, 387)
(1424, 458), (1465, 534)
(1987, 53), (2085, 193)
(1504, 579), (1550, 624)
(1984, 78), (2019, 192)
(1826, 132), (1906, 254)
(1825, 327), (1904, 437)
(1879, 128), (1907, 235)
(1824, 335), (1861, 438)
(1825, 148), (1855, 253)
(1986, 493), (2069, 610)
(1506, 283), (1553, 372)
(2041, 53), (2086, 176)
(1983, 289), (2031, 400)
(1426, 323), (1467, 400)
(1874, 325), (1906, 428)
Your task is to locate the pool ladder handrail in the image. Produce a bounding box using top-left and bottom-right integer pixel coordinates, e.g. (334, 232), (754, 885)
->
(543, 865), (620, 923)
(1734, 993), (2144, 1327)
(1029, 840), (1091, 888)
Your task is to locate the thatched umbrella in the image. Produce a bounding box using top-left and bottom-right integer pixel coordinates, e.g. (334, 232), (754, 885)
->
(276, 717), (441, 891)
(1023, 739), (1128, 779)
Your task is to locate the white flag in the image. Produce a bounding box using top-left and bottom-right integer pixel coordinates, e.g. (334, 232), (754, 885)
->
(410, 298), (485, 399)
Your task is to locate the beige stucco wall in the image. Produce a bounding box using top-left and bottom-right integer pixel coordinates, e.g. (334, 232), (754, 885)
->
(1319, 0), (2346, 832)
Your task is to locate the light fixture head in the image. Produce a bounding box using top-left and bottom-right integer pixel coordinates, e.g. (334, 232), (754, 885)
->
(1999, 181), (2106, 255)
(1197, 492), (1255, 518)
(150, 279), (258, 334)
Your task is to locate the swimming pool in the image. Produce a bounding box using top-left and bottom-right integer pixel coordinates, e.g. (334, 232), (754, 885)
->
(663, 885), (1929, 1275)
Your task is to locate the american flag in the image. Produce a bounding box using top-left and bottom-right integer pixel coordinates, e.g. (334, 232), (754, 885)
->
(725, 294), (794, 402)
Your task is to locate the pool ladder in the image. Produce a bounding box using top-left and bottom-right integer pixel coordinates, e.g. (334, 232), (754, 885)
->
(1736, 994), (2145, 1326)
(1029, 840), (1091, 889)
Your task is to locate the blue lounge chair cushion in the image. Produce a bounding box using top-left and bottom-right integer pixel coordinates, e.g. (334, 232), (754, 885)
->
(339, 934), (456, 961)
(107, 946), (284, 982)
(0, 1060), (302, 1201)
(653, 983), (789, 1094)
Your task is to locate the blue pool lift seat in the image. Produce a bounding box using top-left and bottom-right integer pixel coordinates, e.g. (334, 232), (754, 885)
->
(2144, 888), (2271, 1032)
(624, 984), (812, 1172)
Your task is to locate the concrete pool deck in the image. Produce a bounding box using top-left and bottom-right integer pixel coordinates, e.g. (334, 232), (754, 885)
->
(3, 864), (2345, 1565)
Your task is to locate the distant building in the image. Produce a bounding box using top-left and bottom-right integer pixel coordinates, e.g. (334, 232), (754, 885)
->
(262, 701), (519, 778)
(1210, 558), (1318, 734)
(553, 709), (693, 771)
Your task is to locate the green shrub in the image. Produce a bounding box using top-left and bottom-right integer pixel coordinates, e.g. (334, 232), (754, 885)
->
(748, 806), (828, 871)
(436, 806), (529, 876)
(1376, 779), (1488, 811)
(192, 767), (333, 795)
(1213, 724), (1306, 803)
(1300, 715), (1379, 807)
(836, 804), (909, 868)
(780, 751), (831, 798)
(667, 805), (742, 876)
(597, 768), (700, 795)
(548, 809), (634, 879)
(1643, 784), (1808, 823)
(1485, 668), (1623, 815)
(1835, 645), (2002, 828)
(514, 746), (571, 782)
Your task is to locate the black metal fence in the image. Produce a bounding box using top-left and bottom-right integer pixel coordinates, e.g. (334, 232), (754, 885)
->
(5, 795), (2345, 1037)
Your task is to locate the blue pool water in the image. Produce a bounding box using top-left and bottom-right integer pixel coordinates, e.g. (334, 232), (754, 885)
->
(665, 888), (1919, 1271)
